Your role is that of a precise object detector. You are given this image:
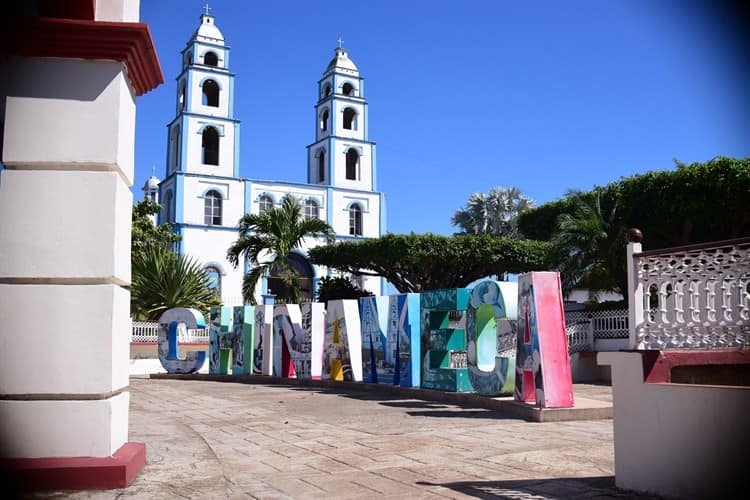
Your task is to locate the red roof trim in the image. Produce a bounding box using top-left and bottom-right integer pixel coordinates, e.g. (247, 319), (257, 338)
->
(5, 17), (163, 96)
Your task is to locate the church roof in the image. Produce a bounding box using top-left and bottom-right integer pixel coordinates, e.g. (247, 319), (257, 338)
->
(326, 47), (358, 72)
(193, 14), (224, 45)
(143, 175), (160, 191)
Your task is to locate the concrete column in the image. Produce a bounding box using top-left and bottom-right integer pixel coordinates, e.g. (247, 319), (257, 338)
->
(0, 0), (162, 490)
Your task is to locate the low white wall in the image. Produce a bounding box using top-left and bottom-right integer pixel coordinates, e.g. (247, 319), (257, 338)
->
(598, 352), (748, 499)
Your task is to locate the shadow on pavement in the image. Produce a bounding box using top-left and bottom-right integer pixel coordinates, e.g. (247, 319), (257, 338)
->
(418, 476), (662, 499)
(417, 476), (659, 500)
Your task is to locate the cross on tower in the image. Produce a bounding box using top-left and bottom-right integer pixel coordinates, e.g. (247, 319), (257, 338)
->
(203, 4), (212, 15)
(337, 36), (344, 48)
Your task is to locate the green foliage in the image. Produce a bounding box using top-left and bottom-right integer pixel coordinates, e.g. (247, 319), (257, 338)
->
(451, 186), (535, 238)
(131, 199), (180, 256)
(516, 156), (750, 296)
(315, 276), (373, 304)
(227, 194), (335, 304)
(309, 233), (552, 293)
(131, 244), (220, 320)
(551, 191), (626, 295)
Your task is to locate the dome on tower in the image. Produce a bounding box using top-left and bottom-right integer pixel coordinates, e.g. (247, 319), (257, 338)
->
(326, 47), (358, 72)
(143, 175), (160, 191)
(194, 14), (224, 45)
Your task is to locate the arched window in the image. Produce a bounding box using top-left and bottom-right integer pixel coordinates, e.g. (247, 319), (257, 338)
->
(202, 126), (219, 165)
(346, 148), (359, 180)
(202, 79), (219, 107)
(322, 84), (331, 98)
(317, 150), (325, 182)
(320, 109), (329, 132)
(170, 127), (180, 170)
(204, 190), (222, 226)
(185, 52), (193, 66)
(204, 51), (218, 66)
(343, 108), (357, 130)
(204, 266), (221, 297)
(349, 204), (362, 236)
(269, 253), (315, 302)
(258, 194), (274, 215)
(179, 81), (186, 111)
(342, 82), (355, 96)
(303, 199), (319, 221)
(163, 191), (173, 223)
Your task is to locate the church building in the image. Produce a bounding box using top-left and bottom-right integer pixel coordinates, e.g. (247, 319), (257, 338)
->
(143, 12), (385, 305)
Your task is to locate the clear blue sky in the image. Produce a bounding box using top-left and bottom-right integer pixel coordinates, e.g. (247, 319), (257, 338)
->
(135, 0), (750, 235)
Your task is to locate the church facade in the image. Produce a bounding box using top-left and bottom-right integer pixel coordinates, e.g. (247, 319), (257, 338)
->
(144, 13), (385, 305)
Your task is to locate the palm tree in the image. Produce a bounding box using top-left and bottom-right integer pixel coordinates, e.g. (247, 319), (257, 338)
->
(552, 190), (626, 297)
(130, 244), (221, 320)
(227, 194), (335, 305)
(451, 186), (534, 238)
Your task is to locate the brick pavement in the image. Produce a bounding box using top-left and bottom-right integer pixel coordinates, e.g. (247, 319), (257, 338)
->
(31, 378), (658, 499)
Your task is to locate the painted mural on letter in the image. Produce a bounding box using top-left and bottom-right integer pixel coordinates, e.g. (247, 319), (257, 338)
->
(158, 308), (206, 374)
(466, 280), (517, 396)
(323, 299), (363, 381)
(359, 296), (389, 383)
(388, 293), (421, 387)
(514, 272), (574, 408)
(420, 288), (473, 392)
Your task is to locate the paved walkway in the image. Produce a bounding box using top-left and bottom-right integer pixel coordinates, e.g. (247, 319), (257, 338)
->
(35, 378), (657, 499)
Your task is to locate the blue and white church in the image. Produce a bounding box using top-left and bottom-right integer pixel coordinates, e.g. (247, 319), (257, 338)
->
(143, 12), (385, 304)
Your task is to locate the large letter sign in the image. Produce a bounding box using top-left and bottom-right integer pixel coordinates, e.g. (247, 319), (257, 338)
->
(514, 272), (574, 408)
(323, 300), (362, 381)
(209, 306), (254, 375)
(466, 280), (517, 396)
(360, 296), (389, 383)
(420, 289), (473, 392)
(158, 308), (207, 374)
(388, 293), (421, 387)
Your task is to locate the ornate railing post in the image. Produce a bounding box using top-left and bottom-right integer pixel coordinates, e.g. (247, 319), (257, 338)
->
(626, 228), (644, 349)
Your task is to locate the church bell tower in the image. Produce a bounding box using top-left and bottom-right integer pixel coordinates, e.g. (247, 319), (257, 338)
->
(307, 42), (377, 191)
(160, 9), (241, 225)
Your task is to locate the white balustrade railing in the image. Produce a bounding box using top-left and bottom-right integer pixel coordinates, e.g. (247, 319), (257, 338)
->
(627, 235), (750, 350)
(131, 320), (209, 344)
(565, 308), (628, 352)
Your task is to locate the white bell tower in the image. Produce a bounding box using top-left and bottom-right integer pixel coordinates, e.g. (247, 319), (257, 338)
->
(307, 41), (377, 191)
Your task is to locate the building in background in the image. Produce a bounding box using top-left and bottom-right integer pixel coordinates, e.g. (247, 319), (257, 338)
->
(150, 13), (385, 304)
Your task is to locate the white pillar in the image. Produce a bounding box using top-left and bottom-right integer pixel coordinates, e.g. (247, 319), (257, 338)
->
(0, 0), (161, 488)
(626, 240), (643, 349)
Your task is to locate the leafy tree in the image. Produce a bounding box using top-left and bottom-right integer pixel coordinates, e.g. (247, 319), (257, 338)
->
(131, 244), (220, 320)
(227, 194), (335, 305)
(131, 199), (180, 256)
(309, 233), (551, 293)
(516, 156), (750, 298)
(315, 276), (373, 304)
(451, 186), (534, 238)
(552, 191), (626, 295)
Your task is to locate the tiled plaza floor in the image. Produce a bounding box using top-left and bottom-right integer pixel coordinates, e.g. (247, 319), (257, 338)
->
(31, 378), (658, 499)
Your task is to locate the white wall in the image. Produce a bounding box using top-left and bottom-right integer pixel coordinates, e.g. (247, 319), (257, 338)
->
(598, 352), (748, 498)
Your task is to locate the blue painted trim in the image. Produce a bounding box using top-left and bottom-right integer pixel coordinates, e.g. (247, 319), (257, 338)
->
(186, 65), (195, 113)
(327, 137), (333, 185)
(174, 111), (241, 124)
(371, 143), (377, 190)
(261, 276), (268, 295)
(175, 174), (185, 224)
(202, 261), (227, 274)
(244, 180), (252, 277)
(233, 122), (240, 177)
(306, 136), (376, 149)
(199, 186), (227, 199)
(180, 115), (189, 172)
(174, 222), (238, 232)
(197, 75), (225, 90)
(196, 123), (225, 136)
(228, 72), (235, 119)
(379, 192), (386, 235)
(326, 187), (334, 226)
